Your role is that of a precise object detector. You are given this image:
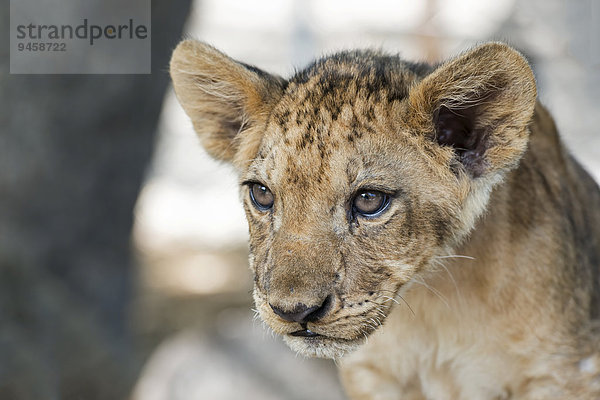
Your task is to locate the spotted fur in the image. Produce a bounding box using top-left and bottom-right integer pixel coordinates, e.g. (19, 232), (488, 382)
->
(170, 41), (600, 399)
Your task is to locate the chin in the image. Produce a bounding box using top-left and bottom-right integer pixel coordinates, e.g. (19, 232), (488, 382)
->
(282, 334), (364, 359)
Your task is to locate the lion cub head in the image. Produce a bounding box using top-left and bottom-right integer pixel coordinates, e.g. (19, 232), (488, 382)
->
(170, 41), (536, 359)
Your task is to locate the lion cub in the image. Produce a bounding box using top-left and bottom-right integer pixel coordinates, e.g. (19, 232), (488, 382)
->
(170, 41), (600, 399)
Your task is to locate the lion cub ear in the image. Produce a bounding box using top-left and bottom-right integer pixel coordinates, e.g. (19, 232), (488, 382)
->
(170, 40), (286, 163)
(408, 42), (537, 178)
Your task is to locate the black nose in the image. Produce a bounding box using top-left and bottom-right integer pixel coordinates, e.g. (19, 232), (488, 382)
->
(270, 295), (333, 324)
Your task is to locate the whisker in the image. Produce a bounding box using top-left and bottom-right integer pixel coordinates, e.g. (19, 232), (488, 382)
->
(397, 293), (416, 317)
(433, 254), (475, 260)
(431, 259), (461, 299)
(378, 292), (416, 317)
(381, 295), (400, 305)
(412, 275), (451, 310)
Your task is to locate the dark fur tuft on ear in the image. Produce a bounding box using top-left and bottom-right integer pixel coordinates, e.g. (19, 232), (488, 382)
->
(409, 42), (537, 178)
(169, 40), (285, 162)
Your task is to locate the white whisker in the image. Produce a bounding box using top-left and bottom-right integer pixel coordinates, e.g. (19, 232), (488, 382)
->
(381, 295), (400, 305)
(397, 294), (416, 317)
(434, 254), (475, 260)
(431, 259), (461, 301)
(412, 275), (451, 310)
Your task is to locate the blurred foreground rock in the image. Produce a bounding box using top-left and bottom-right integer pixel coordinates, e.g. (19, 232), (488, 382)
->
(0, 1), (192, 398)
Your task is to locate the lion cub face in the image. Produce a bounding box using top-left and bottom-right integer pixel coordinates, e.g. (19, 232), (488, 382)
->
(170, 42), (536, 358)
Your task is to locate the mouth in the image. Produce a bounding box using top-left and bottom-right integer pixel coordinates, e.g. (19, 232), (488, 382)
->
(289, 323), (321, 338)
(283, 327), (364, 359)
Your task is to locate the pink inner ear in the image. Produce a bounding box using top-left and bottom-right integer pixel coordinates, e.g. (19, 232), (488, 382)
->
(434, 105), (488, 177)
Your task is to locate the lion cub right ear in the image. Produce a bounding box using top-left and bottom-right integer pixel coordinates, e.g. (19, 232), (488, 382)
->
(170, 40), (286, 163)
(408, 42), (537, 180)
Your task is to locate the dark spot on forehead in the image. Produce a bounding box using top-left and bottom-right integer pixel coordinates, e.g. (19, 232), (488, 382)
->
(275, 108), (291, 125)
(365, 105), (376, 122)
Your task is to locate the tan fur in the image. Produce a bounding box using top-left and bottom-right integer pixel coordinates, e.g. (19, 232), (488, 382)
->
(170, 40), (600, 399)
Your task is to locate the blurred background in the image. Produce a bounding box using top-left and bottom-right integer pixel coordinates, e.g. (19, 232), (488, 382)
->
(1, 0), (598, 399)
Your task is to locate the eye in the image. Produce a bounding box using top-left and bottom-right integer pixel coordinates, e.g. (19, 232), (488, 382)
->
(249, 183), (274, 211)
(352, 190), (390, 218)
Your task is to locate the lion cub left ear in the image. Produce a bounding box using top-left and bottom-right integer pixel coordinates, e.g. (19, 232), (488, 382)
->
(408, 42), (537, 178)
(170, 40), (286, 163)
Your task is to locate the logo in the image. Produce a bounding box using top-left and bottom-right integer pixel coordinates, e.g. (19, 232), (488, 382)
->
(10, 0), (151, 74)
(16, 19), (148, 46)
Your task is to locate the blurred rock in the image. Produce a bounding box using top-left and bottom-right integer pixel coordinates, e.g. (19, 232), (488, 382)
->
(0, 1), (192, 399)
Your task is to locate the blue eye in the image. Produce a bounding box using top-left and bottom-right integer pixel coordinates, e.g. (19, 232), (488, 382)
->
(249, 183), (274, 211)
(352, 190), (390, 218)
